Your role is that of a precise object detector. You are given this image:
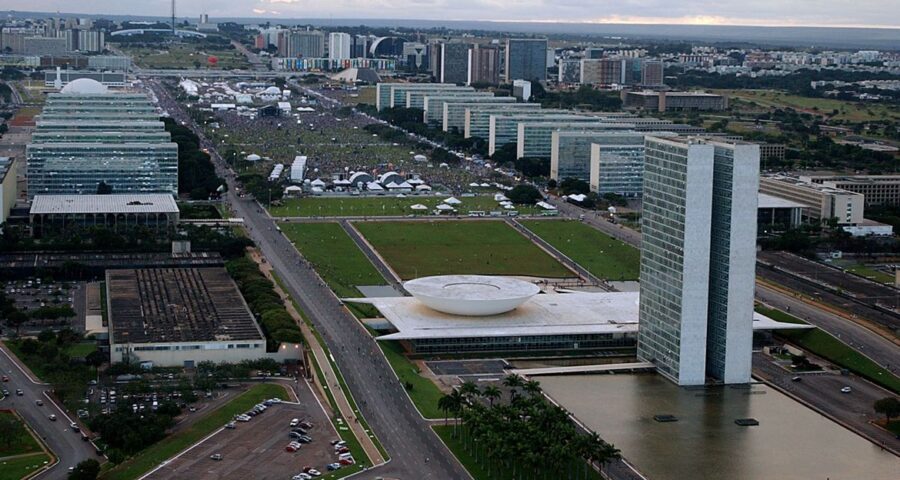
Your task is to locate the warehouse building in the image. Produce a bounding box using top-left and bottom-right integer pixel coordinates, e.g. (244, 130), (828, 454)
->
(107, 268), (268, 367)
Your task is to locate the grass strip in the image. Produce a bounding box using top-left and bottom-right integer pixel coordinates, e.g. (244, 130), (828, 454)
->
(379, 341), (444, 419)
(0, 453), (52, 480)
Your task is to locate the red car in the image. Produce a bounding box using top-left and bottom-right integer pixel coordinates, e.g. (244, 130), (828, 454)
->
(285, 442), (301, 452)
(1, 375), (8, 382)
(339, 458), (354, 466)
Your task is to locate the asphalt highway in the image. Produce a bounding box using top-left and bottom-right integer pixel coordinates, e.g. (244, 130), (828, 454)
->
(150, 80), (471, 479)
(0, 344), (100, 479)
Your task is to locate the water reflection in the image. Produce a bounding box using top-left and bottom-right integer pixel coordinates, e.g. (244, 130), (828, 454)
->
(540, 374), (898, 480)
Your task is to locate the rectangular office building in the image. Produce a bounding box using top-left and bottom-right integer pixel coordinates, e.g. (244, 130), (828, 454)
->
(638, 136), (759, 385)
(505, 38), (548, 83)
(375, 83), (468, 111)
(552, 130), (650, 182)
(462, 102), (541, 138)
(517, 119), (635, 158)
(490, 113), (590, 155)
(443, 99), (522, 133)
(587, 132), (677, 197)
(420, 91), (490, 121)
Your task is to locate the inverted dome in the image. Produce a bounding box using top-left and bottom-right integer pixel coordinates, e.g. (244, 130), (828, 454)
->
(405, 275), (539, 316)
(61, 78), (109, 95)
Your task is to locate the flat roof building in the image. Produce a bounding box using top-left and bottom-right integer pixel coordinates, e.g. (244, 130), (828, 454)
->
(44, 70), (126, 89)
(638, 137), (759, 386)
(759, 175), (865, 224)
(587, 132), (678, 197)
(375, 83), (470, 111)
(29, 193), (179, 237)
(462, 103), (542, 138)
(552, 130), (656, 182)
(505, 38), (548, 83)
(421, 92), (495, 123)
(799, 174), (900, 207)
(489, 113), (595, 156)
(107, 268), (267, 367)
(443, 99), (526, 132)
(518, 120), (636, 159)
(623, 91), (728, 112)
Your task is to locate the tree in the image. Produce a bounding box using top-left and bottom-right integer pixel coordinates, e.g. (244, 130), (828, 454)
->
(482, 385), (501, 407)
(507, 184), (542, 205)
(873, 397), (900, 423)
(68, 459), (101, 480)
(5, 310), (28, 336)
(559, 177), (590, 196)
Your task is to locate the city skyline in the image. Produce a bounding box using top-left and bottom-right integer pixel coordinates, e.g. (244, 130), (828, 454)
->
(2, 1), (899, 29)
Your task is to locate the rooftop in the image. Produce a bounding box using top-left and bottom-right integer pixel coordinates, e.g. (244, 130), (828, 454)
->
(757, 192), (808, 209)
(107, 268), (264, 344)
(347, 288), (807, 342)
(0, 157), (13, 181)
(30, 194), (178, 215)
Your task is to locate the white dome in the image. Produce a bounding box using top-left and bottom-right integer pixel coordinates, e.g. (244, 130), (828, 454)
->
(405, 275), (539, 316)
(60, 78), (109, 95)
(245, 154), (261, 161)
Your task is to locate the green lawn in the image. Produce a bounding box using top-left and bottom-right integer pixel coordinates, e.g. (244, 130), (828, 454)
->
(64, 342), (97, 358)
(0, 412), (42, 457)
(356, 221), (573, 280)
(845, 265), (895, 285)
(519, 220), (640, 281)
(380, 341), (444, 419)
(756, 306), (900, 394)
(432, 425), (602, 480)
(0, 453), (52, 480)
(101, 383), (289, 480)
(720, 89), (900, 123)
(118, 44), (250, 70)
(269, 196), (540, 217)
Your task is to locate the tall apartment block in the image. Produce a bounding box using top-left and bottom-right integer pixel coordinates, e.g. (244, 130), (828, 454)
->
(504, 38), (548, 83)
(468, 44), (501, 85)
(328, 32), (352, 60)
(638, 136), (760, 386)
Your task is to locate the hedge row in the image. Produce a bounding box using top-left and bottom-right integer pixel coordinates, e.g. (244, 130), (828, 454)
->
(226, 256), (303, 351)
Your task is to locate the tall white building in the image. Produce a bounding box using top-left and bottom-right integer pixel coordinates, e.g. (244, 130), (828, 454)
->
(329, 32), (352, 60)
(638, 136), (759, 386)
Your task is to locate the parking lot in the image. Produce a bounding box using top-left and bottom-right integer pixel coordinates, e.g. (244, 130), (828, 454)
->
(146, 398), (346, 480)
(2, 278), (84, 334)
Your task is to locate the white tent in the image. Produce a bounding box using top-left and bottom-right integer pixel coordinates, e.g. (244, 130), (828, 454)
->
(415, 184), (432, 191)
(366, 182), (385, 191)
(245, 154), (261, 161)
(410, 204), (428, 211)
(469, 182), (480, 187)
(494, 193), (509, 202)
(567, 193), (587, 203)
(284, 185), (302, 193)
(480, 183), (490, 187)
(439, 163), (449, 168)
(414, 154), (427, 162)
(396, 194), (407, 198)
(444, 197), (462, 205)
(311, 179), (326, 187)
(536, 201), (557, 210)
(436, 204), (454, 211)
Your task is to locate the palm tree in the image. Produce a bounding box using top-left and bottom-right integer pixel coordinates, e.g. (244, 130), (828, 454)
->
(482, 385), (501, 407)
(459, 380), (480, 402)
(503, 373), (524, 398)
(438, 392), (459, 426)
(523, 379), (542, 397)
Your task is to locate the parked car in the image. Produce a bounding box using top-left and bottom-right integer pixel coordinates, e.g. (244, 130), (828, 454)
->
(48, 414), (57, 421)
(69, 422), (79, 432)
(292, 474), (311, 480)
(35, 399), (43, 406)
(15, 389), (23, 396)
(210, 454), (223, 461)
(225, 422), (236, 429)
(290, 418), (300, 427)
(299, 421), (313, 429)
(841, 386), (852, 394)
(1, 375), (8, 382)
(338, 458), (355, 466)
(285, 442), (301, 452)
(326, 463), (341, 471)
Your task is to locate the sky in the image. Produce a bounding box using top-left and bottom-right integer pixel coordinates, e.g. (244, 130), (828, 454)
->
(4, 0), (899, 29)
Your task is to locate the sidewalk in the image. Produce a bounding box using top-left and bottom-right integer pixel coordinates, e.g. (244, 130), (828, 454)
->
(247, 249), (385, 465)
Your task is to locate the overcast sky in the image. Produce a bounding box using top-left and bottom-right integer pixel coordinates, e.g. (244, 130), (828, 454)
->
(6, 0), (899, 28)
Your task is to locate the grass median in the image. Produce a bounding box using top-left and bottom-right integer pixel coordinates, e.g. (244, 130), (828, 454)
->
(101, 383), (289, 480)
(270, 196), (541, 217)
(0, 412), (43, 458)
(0, 452), (52, 480)
(757, 306), (900, 394)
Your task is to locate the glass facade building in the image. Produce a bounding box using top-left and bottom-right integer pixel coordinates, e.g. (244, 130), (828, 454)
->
(637, 136), (759, 386)
(420, 92), (493, 123)
(504, 38), (548, 83)
(517, 120), (635, 159)
(27, 91), (177, 199)
(375, 83), (469, 111)
(488, 113), (588, 155)
(443, 99), (522, 132)
(462, 103), (540, 138)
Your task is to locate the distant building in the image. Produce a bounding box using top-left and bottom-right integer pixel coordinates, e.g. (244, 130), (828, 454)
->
(638, 136), (760, 386)
(439, 42), (472, 84)
(328, 32), (352, 60)
(468, 44), (500, 86)
(462, 102), (539, 138)
(87, 55), (131, 70)
(64, 29), (105, 53)
(558, 58), (582, 84)
(505, 38), (548, 83)
(799, 174), (900, 207)
(623, 91), (728, 112)
(759, 143), (786, 162)
(280, 30), (325, 58)
(402, 42), (427, 70)
(23, 36), (67, 56)
(587, 132), (679, 197)
(44, 70), (126, 88)
(759, 175), (865, 224)
(581, 58), (623, 85)
(375, 82), (470, 111)
(640, 60), (664, 87)
(552, 130), (660, 182)
(0, 158), (16, 224)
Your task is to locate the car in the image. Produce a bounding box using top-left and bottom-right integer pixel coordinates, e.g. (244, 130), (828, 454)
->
(336, 447), (350, 454)
(188, 406), (197, 412)
(338, 458), (355, 466)
(289, 432), (304, 440)
(290, 418), (300, 427)
(841, 386), (852, 394)
(81, 434), (90, 442)
(1, 389), (8, 396)
(48, 414), (57, 421)
(285, 442), (301, 452)
(326, 463), (341, 471)
(70, 422), (79, 432)
(270, 398), (282, 404)
(224, 422), (236, 429)
(15, 389), (23, 396)
(35, 399), (43, 406)
(299, 421), (313, 429)
(331, 440), (346, 447)
(1, 375), (8, 382)
(210, 454), (223, 461)
(791, 376), (802, 382)
(307, 469), (321, 477)
(291, 428), (307, 435)
(292, 474), (312, 480)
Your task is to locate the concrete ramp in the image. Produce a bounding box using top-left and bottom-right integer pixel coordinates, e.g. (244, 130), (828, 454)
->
(512, 361), (656, 376)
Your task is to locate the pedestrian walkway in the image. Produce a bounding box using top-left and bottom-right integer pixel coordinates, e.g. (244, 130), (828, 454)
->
(247, 249), (385, 465)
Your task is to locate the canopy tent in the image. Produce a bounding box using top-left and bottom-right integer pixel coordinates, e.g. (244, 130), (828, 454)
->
(536, 201), (557, 210)
(443, 197), (462, 205)
(415, 184), (432, 191)
(245, 153), (261, 161)
(410, 204), (428, 211)
(436, 204), (454, 211)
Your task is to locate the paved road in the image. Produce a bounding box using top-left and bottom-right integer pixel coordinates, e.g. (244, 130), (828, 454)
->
(753, 352), (900, 456)
(0, 344), (100, 479)
(150, 80), (470, 480)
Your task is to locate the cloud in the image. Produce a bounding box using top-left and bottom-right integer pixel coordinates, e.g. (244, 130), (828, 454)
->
(4, 0), (898, 28)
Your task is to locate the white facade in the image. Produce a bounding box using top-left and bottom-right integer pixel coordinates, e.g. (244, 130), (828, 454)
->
(638, 136), (759, 386)
(328, 32), (352, 60)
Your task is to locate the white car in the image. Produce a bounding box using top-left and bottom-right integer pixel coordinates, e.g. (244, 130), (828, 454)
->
(840, 386), (852, 394)
(307, 469), (321, 477)
(289, 418), (300, 427)
(292, 474), (312, 480)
